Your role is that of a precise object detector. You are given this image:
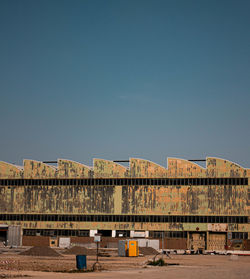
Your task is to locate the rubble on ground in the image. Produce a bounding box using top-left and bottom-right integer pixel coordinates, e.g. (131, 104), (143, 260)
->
(139, 247), (159, 255)
(19, 246), (61, 257)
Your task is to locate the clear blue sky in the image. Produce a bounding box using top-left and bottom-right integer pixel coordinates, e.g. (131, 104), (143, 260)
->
(0, 0), (250, 168)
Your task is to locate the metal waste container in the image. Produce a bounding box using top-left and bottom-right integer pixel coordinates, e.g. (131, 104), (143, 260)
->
(76, 255), (87, 270)
(118, 240), (127, 257)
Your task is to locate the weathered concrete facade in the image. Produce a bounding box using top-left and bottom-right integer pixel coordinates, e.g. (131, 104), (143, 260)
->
(0, 184), (248, 217)
(1, 157), (250, 178)
(0, 157), (249, 250)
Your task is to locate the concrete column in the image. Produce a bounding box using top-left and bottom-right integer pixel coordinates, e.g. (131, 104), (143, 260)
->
(206, 231), (209, 250)
(187, 232), (190, 249)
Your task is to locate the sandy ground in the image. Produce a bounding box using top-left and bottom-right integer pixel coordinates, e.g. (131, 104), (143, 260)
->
(0, 249), (249, 279)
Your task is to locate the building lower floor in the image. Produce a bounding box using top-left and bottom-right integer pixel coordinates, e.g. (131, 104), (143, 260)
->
(1, 224), (250, 252)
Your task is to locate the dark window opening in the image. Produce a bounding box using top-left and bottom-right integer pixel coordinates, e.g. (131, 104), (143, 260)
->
(98, 230), (112, 237)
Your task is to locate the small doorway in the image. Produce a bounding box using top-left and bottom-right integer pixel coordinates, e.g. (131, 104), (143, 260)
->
(188, 232), (206, 252)
(208, 233), (226, 251)
(49, 237), (58, 247)
(0, 228), (8, 246)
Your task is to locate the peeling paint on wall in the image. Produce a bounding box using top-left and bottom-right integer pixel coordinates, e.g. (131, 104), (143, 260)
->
(0, 156), (249, 237)
(2, 221), (249, 233)
(207, 157), (247, 178)
(23, 160), (57, 179)
(0, 157), (249, 179)
(58, 159), (91, 178)
(130, 158), (168, 178)
(93, 159), (128, 178)
(168, 158), (206, 178)
(0, 161), (23, 179)
(0, 184), (248, 216)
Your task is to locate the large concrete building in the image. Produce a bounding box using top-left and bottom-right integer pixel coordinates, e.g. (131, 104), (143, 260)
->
(0, 157), (249, 250)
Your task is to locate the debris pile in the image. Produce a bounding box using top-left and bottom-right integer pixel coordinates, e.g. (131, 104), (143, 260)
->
(139, 247), (159, 255)
(147, 258), (165, 266)
(19, 246), (61, 257)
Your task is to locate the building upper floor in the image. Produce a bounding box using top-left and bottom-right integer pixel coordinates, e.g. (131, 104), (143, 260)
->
(0, 157), (250, 179)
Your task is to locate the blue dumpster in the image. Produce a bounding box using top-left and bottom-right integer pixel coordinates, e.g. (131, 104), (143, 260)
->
(76, 255), (87, 270)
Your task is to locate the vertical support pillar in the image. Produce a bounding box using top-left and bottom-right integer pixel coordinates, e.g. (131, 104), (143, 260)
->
(206, 231), (209, 250)
(187, 231), (190, 249)
(114, 186), (122, 215)
(162, 231), (164, 250)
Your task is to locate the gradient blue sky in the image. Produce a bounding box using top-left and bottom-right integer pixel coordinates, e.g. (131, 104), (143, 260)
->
(0, 0), (250, 168)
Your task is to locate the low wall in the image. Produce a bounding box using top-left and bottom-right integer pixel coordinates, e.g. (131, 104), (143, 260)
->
(22, 236), (50, 246)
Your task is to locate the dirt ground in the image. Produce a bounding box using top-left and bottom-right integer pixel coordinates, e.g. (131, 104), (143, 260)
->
(0, 248), (249, 279)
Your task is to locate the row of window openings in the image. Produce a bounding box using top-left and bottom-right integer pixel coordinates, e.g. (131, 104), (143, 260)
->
(23, 229), (130, 238)
(22, 230), (186, 238)
(0, 177), (248, 186)
(23, 229), (249, 240)
(1, 214), (248, 224)
(149, 231), (248, 240)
